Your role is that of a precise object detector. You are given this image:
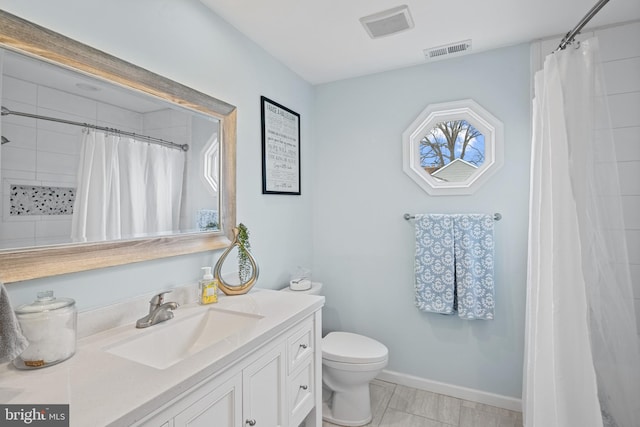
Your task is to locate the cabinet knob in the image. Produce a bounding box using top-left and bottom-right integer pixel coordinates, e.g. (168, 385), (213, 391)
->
(299, 343), (308, 349)
(299, 385), (308, 390)
(246, 420), (256, 426)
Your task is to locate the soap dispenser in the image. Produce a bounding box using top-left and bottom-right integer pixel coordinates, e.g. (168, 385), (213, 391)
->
(199, 267), (218, 304)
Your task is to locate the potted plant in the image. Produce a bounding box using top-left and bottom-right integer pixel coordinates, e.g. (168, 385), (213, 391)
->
(237, 223), (251, 283)
(214, 223), (259, 295)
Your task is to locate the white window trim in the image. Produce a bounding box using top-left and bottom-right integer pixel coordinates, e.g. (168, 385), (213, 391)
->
(402, 99), (504, 196)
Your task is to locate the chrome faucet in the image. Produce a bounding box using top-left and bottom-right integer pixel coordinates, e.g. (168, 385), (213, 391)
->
(136, 291), (179, 328)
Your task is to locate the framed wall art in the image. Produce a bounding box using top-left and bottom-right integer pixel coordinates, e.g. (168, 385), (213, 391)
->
(261, 96), (301, 195)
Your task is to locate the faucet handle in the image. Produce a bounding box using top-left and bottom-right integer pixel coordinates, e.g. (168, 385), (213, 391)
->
(149, 290), (172, 306)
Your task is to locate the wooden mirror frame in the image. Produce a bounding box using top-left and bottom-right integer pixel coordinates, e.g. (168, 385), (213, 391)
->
(0, 10), (237, 283)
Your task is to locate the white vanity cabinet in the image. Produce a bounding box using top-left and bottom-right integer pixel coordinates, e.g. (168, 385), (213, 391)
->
(242, 343), (286, 426)
(136, 312), (320, 427)
(173, 374), (242, 426)
(285, 318), (316, 426)
(0, 290), (324, 427)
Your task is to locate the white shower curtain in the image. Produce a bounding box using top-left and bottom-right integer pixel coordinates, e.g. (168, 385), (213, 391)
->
(71, 130), (186, 242)
(524, 38), (640, 427)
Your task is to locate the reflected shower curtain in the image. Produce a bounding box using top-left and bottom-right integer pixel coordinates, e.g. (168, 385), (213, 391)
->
(71, 131), (185, 242)
(524, 39), (640, 427)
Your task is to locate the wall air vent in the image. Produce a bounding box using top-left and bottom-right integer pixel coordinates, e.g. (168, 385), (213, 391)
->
(360, 5), (414, 39)
(424, 40), (472, 60)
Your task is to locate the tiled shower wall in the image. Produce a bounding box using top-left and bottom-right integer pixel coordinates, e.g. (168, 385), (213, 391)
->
(0, 73), (190, 249)
(533, 21), (640, 339)
(599, 23), (640, 341)
(0, 75), (144, 249)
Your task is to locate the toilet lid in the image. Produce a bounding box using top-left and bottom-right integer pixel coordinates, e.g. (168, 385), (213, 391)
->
(322, 332), (388, 364)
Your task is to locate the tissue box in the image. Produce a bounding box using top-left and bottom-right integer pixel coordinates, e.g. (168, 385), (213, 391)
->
(289, 278), (312, 291)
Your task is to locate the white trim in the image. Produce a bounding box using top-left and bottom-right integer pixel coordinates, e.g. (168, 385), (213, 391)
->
(376, 369), (522, 412)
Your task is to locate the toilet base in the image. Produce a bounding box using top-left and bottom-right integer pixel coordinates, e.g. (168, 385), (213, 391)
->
(322, 386), (373, 427)
(322, 401), (372, 427)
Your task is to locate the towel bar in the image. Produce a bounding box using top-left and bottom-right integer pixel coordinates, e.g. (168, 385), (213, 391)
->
(403, 213), (502, 221)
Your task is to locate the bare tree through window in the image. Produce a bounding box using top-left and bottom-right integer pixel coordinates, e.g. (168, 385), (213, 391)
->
(419, 120), (485, 172)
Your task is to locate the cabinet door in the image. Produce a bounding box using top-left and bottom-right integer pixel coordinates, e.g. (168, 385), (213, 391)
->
(174, 374), (242, 427)
(242, 343), (286, 427)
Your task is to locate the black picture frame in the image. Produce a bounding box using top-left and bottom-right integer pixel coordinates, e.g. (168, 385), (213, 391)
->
(261, 96), (301, 195)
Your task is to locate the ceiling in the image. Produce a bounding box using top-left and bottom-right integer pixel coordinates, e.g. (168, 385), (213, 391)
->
(199, 0), (640, 85)
(3, 50), (179, 113)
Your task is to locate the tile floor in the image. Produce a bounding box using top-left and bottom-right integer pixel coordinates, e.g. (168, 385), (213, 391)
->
(322, 379), (523, 427)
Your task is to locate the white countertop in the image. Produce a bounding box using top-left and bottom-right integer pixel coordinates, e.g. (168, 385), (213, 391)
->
(0, 289), (324, 426)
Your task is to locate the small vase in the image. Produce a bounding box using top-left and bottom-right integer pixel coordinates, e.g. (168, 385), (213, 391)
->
(214, 227), (259, 295)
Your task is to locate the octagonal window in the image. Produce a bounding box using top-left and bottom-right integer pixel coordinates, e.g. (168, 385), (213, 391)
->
(402, 99), (503, 195)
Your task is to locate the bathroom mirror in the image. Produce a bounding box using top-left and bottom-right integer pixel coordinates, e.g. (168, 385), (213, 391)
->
(402, 99), (503, 196)
(0, 10), (236, 282)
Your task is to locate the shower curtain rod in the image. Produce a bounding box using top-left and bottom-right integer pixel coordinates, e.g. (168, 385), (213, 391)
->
(556, 0), (610, 51)
(1, 106), (189, 151)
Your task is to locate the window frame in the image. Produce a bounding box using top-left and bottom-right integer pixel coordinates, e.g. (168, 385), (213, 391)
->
(402, 99), (504, 196)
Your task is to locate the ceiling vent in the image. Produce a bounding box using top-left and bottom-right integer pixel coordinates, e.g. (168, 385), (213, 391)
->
(424, 40), (472, 60)
(360, 5), (414, 39)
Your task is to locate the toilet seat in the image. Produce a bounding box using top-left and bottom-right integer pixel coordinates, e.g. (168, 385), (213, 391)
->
(322, 332), (388, 364)
(323, 357), (388, 372)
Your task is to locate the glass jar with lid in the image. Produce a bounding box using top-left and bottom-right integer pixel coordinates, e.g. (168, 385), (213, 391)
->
(14, 290), (77, 369)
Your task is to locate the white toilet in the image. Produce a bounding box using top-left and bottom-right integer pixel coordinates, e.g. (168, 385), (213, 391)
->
(281, 282), (389, 426)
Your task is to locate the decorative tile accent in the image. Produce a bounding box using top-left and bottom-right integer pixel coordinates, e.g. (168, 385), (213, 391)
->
(10, 184), (76, 216)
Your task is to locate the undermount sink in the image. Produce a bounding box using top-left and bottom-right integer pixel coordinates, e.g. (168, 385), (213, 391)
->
(104, 307), (263, 369)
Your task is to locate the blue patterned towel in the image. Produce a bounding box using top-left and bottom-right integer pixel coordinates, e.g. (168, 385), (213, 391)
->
(453, 214), (495, 320)
(414, 214), (456, 314)
(413, 214), (495, 320)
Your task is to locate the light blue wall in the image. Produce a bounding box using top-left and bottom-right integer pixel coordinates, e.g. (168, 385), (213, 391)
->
(312, 45), (531, 398)
(2, 0), (315, 309)
(2, 0), (532, 399)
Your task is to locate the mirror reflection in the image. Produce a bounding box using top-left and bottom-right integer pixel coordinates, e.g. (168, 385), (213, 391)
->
(420, 120), (485, 183)
(0, 49), (220, 249)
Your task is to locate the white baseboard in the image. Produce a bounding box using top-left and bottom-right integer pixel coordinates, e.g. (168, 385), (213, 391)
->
(376, 369), (522, 412)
